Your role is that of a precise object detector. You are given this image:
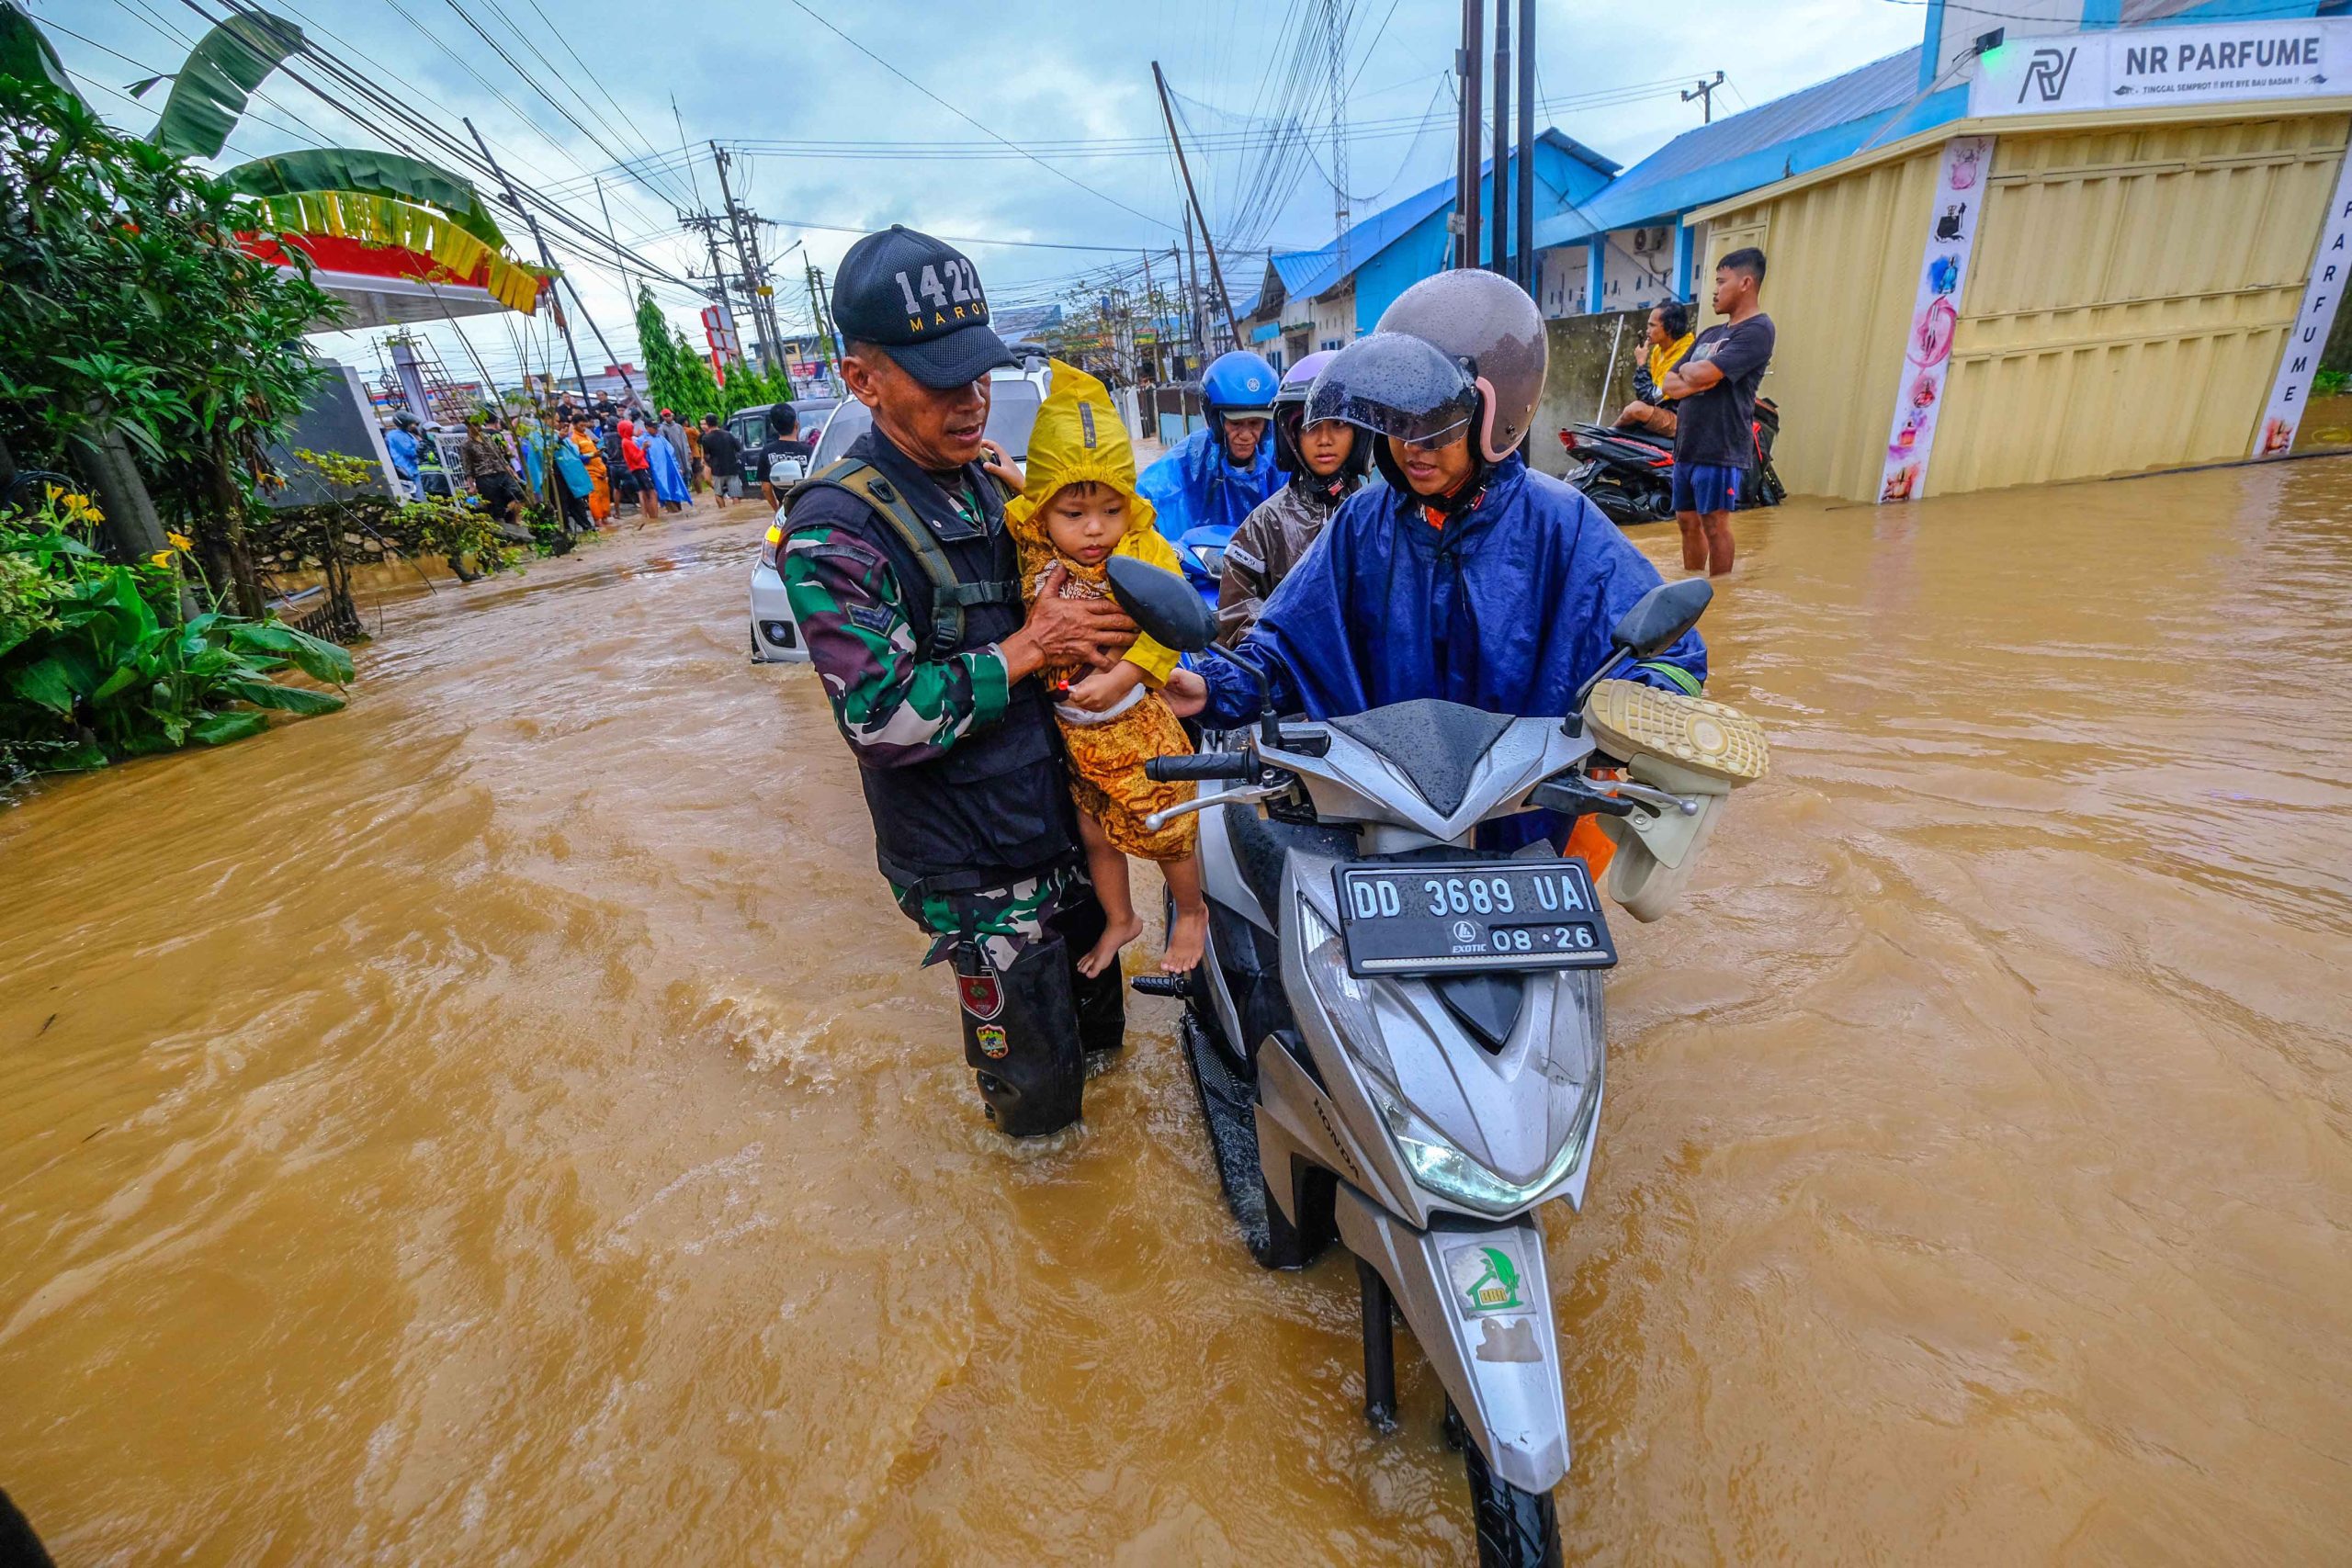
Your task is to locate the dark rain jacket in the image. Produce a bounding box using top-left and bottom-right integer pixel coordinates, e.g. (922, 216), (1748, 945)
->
(1216, 477), (1356, 647)
(1136, 425), (1281, 546)
(1195, 454), (1707, 730)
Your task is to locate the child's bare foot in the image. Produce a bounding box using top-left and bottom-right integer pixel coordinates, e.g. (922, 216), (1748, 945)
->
(1077, 912), (1144, 978)
(1161, 903), (1208, 973)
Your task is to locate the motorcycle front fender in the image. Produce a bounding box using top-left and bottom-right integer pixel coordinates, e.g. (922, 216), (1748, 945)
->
(1334, 1184), (1570, 1495)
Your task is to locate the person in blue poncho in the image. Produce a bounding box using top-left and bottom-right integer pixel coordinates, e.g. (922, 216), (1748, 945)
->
(641, 416), (690, 511)
(1164, 272), (1706, 841)
(1136, 349), (1283, 599)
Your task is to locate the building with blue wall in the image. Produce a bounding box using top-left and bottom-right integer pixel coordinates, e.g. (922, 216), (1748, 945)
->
(1242, 130), (1617, 366)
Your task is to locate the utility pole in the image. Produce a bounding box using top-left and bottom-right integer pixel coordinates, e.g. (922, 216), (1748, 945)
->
(1457, 0), (1481, 271)
(681, 212), (743, 365)
(1322, 0), (1349, 276)
(1683, 71), (1725, 123)
(465, 116), (590, 404)
(805, 259), (840, 381)
(710, 141), (781, 370)
(1516, 0), (1535, 293)
(1181, 207), (1204, 367)
(1139, 249), (1159, 381)
(1151, 61), (1239, 353)
(1491, 0), (1510, 276)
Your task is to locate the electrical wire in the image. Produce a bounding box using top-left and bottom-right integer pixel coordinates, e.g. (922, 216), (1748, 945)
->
(780, 0), (1177, 231)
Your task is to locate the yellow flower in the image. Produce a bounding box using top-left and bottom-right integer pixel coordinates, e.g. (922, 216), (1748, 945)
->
(43, 482), (62, 502)
(148, 550), (174, 569)
(167, 531), (194, 552)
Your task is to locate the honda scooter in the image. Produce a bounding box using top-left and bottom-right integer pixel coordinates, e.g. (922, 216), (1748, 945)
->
(1110, 558), (1768, 1568)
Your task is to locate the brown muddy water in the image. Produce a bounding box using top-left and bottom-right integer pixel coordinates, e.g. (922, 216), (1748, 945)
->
(4, 466), (2349, 1565)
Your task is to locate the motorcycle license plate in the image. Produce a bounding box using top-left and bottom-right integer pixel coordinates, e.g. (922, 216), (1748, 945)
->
(1334, 861), (1616, 976)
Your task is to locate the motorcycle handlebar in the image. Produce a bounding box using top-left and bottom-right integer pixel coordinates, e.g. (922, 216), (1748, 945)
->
(1146, 752), (1255, 783)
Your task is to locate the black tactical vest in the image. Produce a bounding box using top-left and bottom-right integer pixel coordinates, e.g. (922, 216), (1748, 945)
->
(803, 430), (1074, 894)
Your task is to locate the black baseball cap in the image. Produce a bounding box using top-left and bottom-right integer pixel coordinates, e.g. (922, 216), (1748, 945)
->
(831, 224), (1014, 389)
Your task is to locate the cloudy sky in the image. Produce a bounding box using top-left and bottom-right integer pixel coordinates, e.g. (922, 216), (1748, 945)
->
(40, 0), (1921, 390)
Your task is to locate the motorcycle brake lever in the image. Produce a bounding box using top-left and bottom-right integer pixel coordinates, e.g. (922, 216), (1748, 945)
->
(1529, 777), (1637, 818)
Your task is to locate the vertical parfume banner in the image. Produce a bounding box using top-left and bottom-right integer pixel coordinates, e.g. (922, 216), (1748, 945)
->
(1881, 136), (1994, 504)
(2253, 149), (2352, 458)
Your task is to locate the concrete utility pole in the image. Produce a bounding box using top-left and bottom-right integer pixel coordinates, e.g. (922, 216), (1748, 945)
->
(1457, 0), (1481, 271)
(1181, 206), (1204, 366)
(710, 142), (781, 370)
(1139, 248), (1159, 380)
(1684, 71), (1725, 124)
(1152, 61), (1239, 354)
(465, 115), (589, 403)
(680, 210), (743, 364)
(1491, 0), (1510, 276)
(804, 259), (840, 381)
(1516, 0), (1535, 293)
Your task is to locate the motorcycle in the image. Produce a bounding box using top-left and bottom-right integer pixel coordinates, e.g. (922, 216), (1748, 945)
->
(1173, 520), (1234, 607)
(1109, 558), (1770, 1568)
(1560, 397), (1787, 529)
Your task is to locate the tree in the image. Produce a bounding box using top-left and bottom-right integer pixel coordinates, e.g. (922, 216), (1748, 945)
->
(0, 75), (333, 616)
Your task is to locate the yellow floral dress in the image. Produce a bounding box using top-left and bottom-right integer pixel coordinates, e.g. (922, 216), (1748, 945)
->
(1004, 359), (1200, 863)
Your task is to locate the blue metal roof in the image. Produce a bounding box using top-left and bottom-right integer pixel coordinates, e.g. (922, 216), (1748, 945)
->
(1268, 129), (1619, 306)
(1533, 48), (1963, 247)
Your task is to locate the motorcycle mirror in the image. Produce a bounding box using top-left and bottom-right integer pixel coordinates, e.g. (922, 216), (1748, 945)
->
(1106, 556), (1218, 654)
(1611, 578), (1713, 658)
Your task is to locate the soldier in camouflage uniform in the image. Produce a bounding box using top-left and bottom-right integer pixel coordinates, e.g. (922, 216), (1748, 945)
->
(781, 225), (1137, 1138)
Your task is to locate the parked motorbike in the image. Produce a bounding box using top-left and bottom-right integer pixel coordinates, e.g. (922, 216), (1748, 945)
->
(1560, 396), (1787, 528)
(1174, 520), (1233, 606)
(1109, 558), (1770, 1568)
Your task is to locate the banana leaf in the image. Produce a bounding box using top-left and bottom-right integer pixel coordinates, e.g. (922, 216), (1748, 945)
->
(222, 148), (506, 252)
(0, 1), (83, 105)
(148, 11), (305, 160)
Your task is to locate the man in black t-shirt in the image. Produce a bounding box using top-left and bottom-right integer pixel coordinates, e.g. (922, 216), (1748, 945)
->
(698, 413), (743, 510)
(1664, 246), (1775, 577)
(757, 404), (814, 509)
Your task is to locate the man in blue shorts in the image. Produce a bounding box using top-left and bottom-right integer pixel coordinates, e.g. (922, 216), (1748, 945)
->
(1663, 247), (1774, 576)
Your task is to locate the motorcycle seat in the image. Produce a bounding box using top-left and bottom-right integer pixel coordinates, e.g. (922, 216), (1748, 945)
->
(1223, 804), (1356, 921)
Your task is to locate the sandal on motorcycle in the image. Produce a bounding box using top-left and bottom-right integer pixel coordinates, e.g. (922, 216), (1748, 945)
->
(1581, 679), (1769, 791)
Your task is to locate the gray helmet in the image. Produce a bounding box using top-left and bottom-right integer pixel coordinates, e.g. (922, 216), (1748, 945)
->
(1374, 269), (1547, 464)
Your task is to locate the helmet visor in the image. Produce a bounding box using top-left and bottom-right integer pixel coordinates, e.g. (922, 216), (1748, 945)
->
(1303, 333), (1476, 451)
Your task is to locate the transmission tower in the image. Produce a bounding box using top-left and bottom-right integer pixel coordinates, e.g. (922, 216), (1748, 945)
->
(1324, 0), (1350, 276)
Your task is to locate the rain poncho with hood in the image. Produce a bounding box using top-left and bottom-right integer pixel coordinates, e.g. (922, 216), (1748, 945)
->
(1005, 361), (1198, 863)
(1136, 424), (1281, 547)
(642, 423), (690, 505)
(1194, 455), (1709, 840)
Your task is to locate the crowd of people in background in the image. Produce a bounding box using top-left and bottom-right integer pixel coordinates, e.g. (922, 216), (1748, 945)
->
(376, 391), (763, 535)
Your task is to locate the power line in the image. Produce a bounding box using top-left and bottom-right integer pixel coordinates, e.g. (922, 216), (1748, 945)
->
(780, 0), (1178, 232)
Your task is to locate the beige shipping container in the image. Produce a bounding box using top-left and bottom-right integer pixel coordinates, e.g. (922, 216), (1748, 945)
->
(1689, 101), (2350, 502)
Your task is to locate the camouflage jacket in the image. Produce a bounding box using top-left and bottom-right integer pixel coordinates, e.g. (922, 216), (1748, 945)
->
(779, 433), (1019, 767)
(779, 427), (1076, 891)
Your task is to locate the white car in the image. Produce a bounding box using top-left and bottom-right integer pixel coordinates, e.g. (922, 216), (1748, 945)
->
(749, 364), (1049, 664)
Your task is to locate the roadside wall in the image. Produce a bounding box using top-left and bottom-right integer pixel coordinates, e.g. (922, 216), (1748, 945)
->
(1530, 310), (1649, 479)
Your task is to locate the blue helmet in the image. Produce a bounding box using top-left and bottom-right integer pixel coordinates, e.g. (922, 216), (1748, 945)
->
(1199, 350), (1278, 420)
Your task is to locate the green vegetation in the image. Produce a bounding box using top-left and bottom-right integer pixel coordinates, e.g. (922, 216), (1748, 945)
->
(633, 286), (798, 419)
(2, 484), (352, 780)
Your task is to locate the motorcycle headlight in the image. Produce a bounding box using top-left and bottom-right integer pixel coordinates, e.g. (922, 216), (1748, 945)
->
(1371, 1075), (1602, 1218)
(1298, 896), (1603, 1215)
(1297, 897), (1393, 1083)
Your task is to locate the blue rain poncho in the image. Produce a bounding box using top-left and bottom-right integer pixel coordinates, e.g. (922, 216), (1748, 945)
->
(1136, 425), (1281, 547)
(1194, 455), (1707, 729)
(643, 427), (690, 505)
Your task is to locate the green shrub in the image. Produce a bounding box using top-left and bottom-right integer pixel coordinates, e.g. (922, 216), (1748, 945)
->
(1, 485), (352, 780)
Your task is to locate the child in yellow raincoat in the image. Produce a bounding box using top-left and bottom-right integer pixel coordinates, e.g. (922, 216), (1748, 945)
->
(1004, 361), (1208, 977)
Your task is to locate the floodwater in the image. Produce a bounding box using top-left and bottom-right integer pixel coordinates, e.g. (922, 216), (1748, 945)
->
(4, 462), (2349, 1565)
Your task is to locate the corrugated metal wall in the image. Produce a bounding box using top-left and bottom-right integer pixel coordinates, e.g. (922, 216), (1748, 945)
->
(1934, 116), (2348, 493)
(1700, 148), (1944, 501)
